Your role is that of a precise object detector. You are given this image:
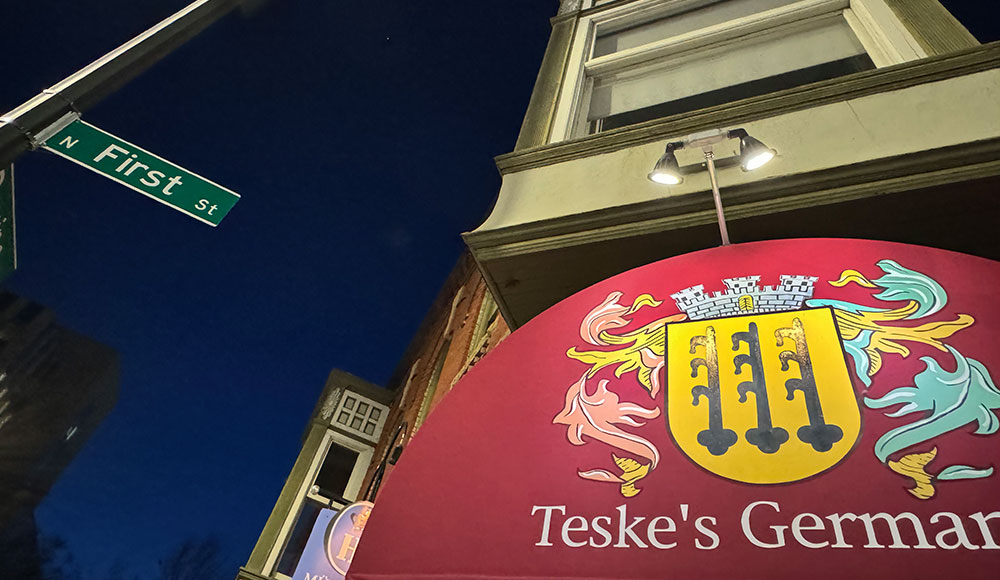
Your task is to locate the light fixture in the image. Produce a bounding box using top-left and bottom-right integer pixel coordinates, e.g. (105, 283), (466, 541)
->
(647, 143), (684, 185)
(737, 133), (776, 171)
(647, 128), (778, 247)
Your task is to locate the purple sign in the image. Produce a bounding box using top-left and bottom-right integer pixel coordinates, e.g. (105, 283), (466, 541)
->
(292, 502), (374, 580)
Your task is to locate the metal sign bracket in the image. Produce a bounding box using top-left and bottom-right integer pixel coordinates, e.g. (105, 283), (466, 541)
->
(0, 109), (80, 150)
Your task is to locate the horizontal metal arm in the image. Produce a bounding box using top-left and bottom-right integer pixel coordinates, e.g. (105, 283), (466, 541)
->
(0, 0), (240, 165)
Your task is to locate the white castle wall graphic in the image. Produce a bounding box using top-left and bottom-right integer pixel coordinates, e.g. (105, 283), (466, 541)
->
(671, 275), (818, 320)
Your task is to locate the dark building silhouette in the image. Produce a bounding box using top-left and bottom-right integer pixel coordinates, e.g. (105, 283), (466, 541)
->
(0, 291), (119, 578)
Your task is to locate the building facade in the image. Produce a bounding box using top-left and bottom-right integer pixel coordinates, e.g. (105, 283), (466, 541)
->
(238, 252), (510, 580)
(239, 1), (997, 578)
(465, 0), (997, 328)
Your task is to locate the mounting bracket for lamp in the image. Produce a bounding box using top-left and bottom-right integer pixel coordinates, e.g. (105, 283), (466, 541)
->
(676, 155), (742, 175)
(683, 128), (730, 148)
(647, 127), (777, 247)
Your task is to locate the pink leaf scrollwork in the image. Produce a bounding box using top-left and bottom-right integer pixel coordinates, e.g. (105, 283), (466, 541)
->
(580, 291), (661, 346)
(554, 372), (661, 496)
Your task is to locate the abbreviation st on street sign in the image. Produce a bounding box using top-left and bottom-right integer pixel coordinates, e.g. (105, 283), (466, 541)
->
(0, 164), (15, 281)
(42, 120), (240, 226)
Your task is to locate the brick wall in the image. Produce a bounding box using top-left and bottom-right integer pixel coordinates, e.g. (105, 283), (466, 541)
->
(361, 251), (510, 498)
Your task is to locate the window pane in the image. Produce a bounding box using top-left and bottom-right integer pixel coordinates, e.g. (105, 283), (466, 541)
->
(370, 408), (381, 421)
(364, 422), (376, 435)
(275, 500), (322, 576)
(594, 0), (801, 57)
(337, 411), (350, 425)
(314, 443), (360, 500)
(588, 14), (873, 131)
(344, 396), (356, 410)
(357, 402), (369, 415)
(350, 416), (364, 430)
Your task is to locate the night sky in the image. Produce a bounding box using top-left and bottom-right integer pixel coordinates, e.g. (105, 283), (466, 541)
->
(1, 1), (997, 577)
(2, 0), (551, 575)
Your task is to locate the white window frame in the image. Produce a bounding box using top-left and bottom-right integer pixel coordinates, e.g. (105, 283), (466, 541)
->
(551, 0), (926, 142)
(262, 429), (375, 575)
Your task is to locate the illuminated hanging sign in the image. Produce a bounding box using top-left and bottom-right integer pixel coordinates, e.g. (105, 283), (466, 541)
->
(326, 502), (373, 575)
(348, 239), (1000, 580)
(292, 501), (374, 580)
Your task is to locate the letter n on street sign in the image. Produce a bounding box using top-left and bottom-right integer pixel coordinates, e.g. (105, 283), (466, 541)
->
(0, 164), (15, 281)
(42, 120), (240, 226)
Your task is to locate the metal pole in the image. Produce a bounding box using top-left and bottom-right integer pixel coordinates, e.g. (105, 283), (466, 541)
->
(0, 0), (241, 166)
(704, 150), (731, 246)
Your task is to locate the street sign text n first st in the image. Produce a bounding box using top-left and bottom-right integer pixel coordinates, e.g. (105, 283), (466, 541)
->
(43, 120), (239, 226)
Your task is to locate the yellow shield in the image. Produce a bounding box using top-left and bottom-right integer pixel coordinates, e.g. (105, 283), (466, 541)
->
(665, 308), (860, 484)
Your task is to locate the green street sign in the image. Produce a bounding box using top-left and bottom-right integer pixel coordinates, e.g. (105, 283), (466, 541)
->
(0, 164), (15, 281)
(42, 120), (239, 226)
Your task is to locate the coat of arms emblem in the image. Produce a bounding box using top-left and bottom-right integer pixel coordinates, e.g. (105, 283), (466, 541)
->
(554, 259), (997, 500)
(665, 308), (860, 484)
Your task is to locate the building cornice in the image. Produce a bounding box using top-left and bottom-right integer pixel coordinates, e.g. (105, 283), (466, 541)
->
(470, 136), (1000, 261)
(496, 42), (1000, 175)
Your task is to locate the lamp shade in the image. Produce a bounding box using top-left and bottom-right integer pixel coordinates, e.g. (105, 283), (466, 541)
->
(739, 134), (775, 171)
(647, 147), (683, 185)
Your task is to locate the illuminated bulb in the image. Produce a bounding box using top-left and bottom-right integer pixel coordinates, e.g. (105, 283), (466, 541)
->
(743, 149), (774, 171)
(647, 146), (684, 185)
(738, 134), (776, 171)
(649, 171), (682, 185)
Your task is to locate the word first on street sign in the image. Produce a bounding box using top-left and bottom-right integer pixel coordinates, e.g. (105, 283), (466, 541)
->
(43, 120), (239, 226)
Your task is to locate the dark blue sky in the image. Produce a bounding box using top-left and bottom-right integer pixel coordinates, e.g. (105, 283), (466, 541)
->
(2, 0), (551, 575)
(2, 1), (997, 577)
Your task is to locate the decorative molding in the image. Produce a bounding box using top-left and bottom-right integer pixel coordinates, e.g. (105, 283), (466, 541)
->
(468, 136), (1000, 260)
(558, 0), (583, 16)
(496, 42), (1000, 174)
(882, 0), (978, 56)
(581, 0), (663, 19)
(514, 17), (579, 150)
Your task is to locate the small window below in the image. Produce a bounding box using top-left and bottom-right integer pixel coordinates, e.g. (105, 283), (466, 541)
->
(314, 443), (360, 502)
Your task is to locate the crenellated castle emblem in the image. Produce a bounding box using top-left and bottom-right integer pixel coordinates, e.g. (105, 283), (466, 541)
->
(670, 275), (818, 320)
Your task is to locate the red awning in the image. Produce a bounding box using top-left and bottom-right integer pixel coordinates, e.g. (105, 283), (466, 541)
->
(349, 239), (1000, 580)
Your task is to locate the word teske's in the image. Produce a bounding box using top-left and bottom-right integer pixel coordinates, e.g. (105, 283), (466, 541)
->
(531, 502), (1000, 551)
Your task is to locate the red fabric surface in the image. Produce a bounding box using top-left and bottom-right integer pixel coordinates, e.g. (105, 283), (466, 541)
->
(348, 240), (1000, 580)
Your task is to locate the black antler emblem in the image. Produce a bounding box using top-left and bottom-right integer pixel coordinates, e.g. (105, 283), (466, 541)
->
(776, 318), (843, 452)
(733, 323), (789, 454)
(690, 326), (738, 456)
